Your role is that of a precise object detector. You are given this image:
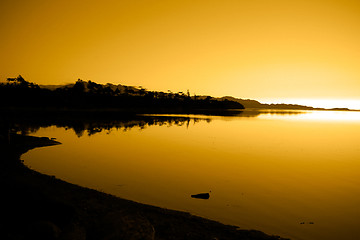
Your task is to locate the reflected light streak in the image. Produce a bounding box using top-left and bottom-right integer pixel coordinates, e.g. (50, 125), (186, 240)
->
(259, 110), (360, 122)
(261, 99), (360, 110)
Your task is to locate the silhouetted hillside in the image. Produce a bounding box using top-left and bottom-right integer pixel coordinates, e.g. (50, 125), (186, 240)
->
(0, 76), (244, 112)
(4, 75), (345, 112)
(38, 81), (321, 110)
(219, 96), (321, 110)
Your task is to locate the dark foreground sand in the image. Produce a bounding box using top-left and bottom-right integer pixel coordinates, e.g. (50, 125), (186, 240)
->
(0, 134), (288, 240)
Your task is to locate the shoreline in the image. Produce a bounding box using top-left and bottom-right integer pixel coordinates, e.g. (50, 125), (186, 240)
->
(0, 134), (288, 240)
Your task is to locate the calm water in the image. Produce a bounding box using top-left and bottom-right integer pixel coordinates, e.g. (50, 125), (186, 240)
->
(23, 111), (360, 240)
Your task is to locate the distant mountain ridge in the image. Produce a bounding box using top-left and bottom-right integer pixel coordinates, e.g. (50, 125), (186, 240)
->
(218, 96), (324, 110)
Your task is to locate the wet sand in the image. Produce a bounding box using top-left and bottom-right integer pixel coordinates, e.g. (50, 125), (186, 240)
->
(0, 134), (288, 240)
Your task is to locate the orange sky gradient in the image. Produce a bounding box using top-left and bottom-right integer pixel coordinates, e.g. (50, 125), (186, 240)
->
(1, 0), (360, 109)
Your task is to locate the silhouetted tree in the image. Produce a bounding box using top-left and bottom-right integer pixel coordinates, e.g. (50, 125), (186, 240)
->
(6, 75), (39, 89)
(73, 79), (85, 93)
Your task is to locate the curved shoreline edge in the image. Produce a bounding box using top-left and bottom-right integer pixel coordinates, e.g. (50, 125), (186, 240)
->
(0, 134), (289, 240)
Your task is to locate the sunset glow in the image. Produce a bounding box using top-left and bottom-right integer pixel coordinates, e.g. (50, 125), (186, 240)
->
(1, 0), (360, 108)
(3, 1), (360, 239)
(261, 99), (360, 110)
(259, 110), (360, 121)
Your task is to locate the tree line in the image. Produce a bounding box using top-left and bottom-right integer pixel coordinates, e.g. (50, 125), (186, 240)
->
(0, 75), (244, 111)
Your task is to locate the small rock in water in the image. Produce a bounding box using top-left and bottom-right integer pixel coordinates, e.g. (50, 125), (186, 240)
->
(300, 221), (314, 225)
(191, 192), (210, 199)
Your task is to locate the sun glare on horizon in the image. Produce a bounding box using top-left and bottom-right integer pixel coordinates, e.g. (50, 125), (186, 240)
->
(260, 99), (360, 110)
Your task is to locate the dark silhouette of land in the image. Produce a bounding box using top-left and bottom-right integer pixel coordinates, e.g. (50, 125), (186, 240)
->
(218, 96), (315, 110)
(3, 75), (352, 112)
(218, 96), (350, 111)
(0, 118), (289, 240)
(0, 76), (244, 113)
(219, 96), (358, 111)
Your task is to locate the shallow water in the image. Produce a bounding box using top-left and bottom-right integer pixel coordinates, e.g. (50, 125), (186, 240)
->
(23, 110), (360, 240)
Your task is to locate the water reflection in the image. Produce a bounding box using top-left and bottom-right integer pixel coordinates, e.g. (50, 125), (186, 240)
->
(147, 109), (306, 119)
(16, 110), (360, 240)
(259, 110), (360, 121)
(7, 115), (211, 137)
(6, 110), (307, 138)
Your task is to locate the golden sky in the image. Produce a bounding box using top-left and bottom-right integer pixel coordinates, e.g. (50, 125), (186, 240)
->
(1, 0), (359, 107)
